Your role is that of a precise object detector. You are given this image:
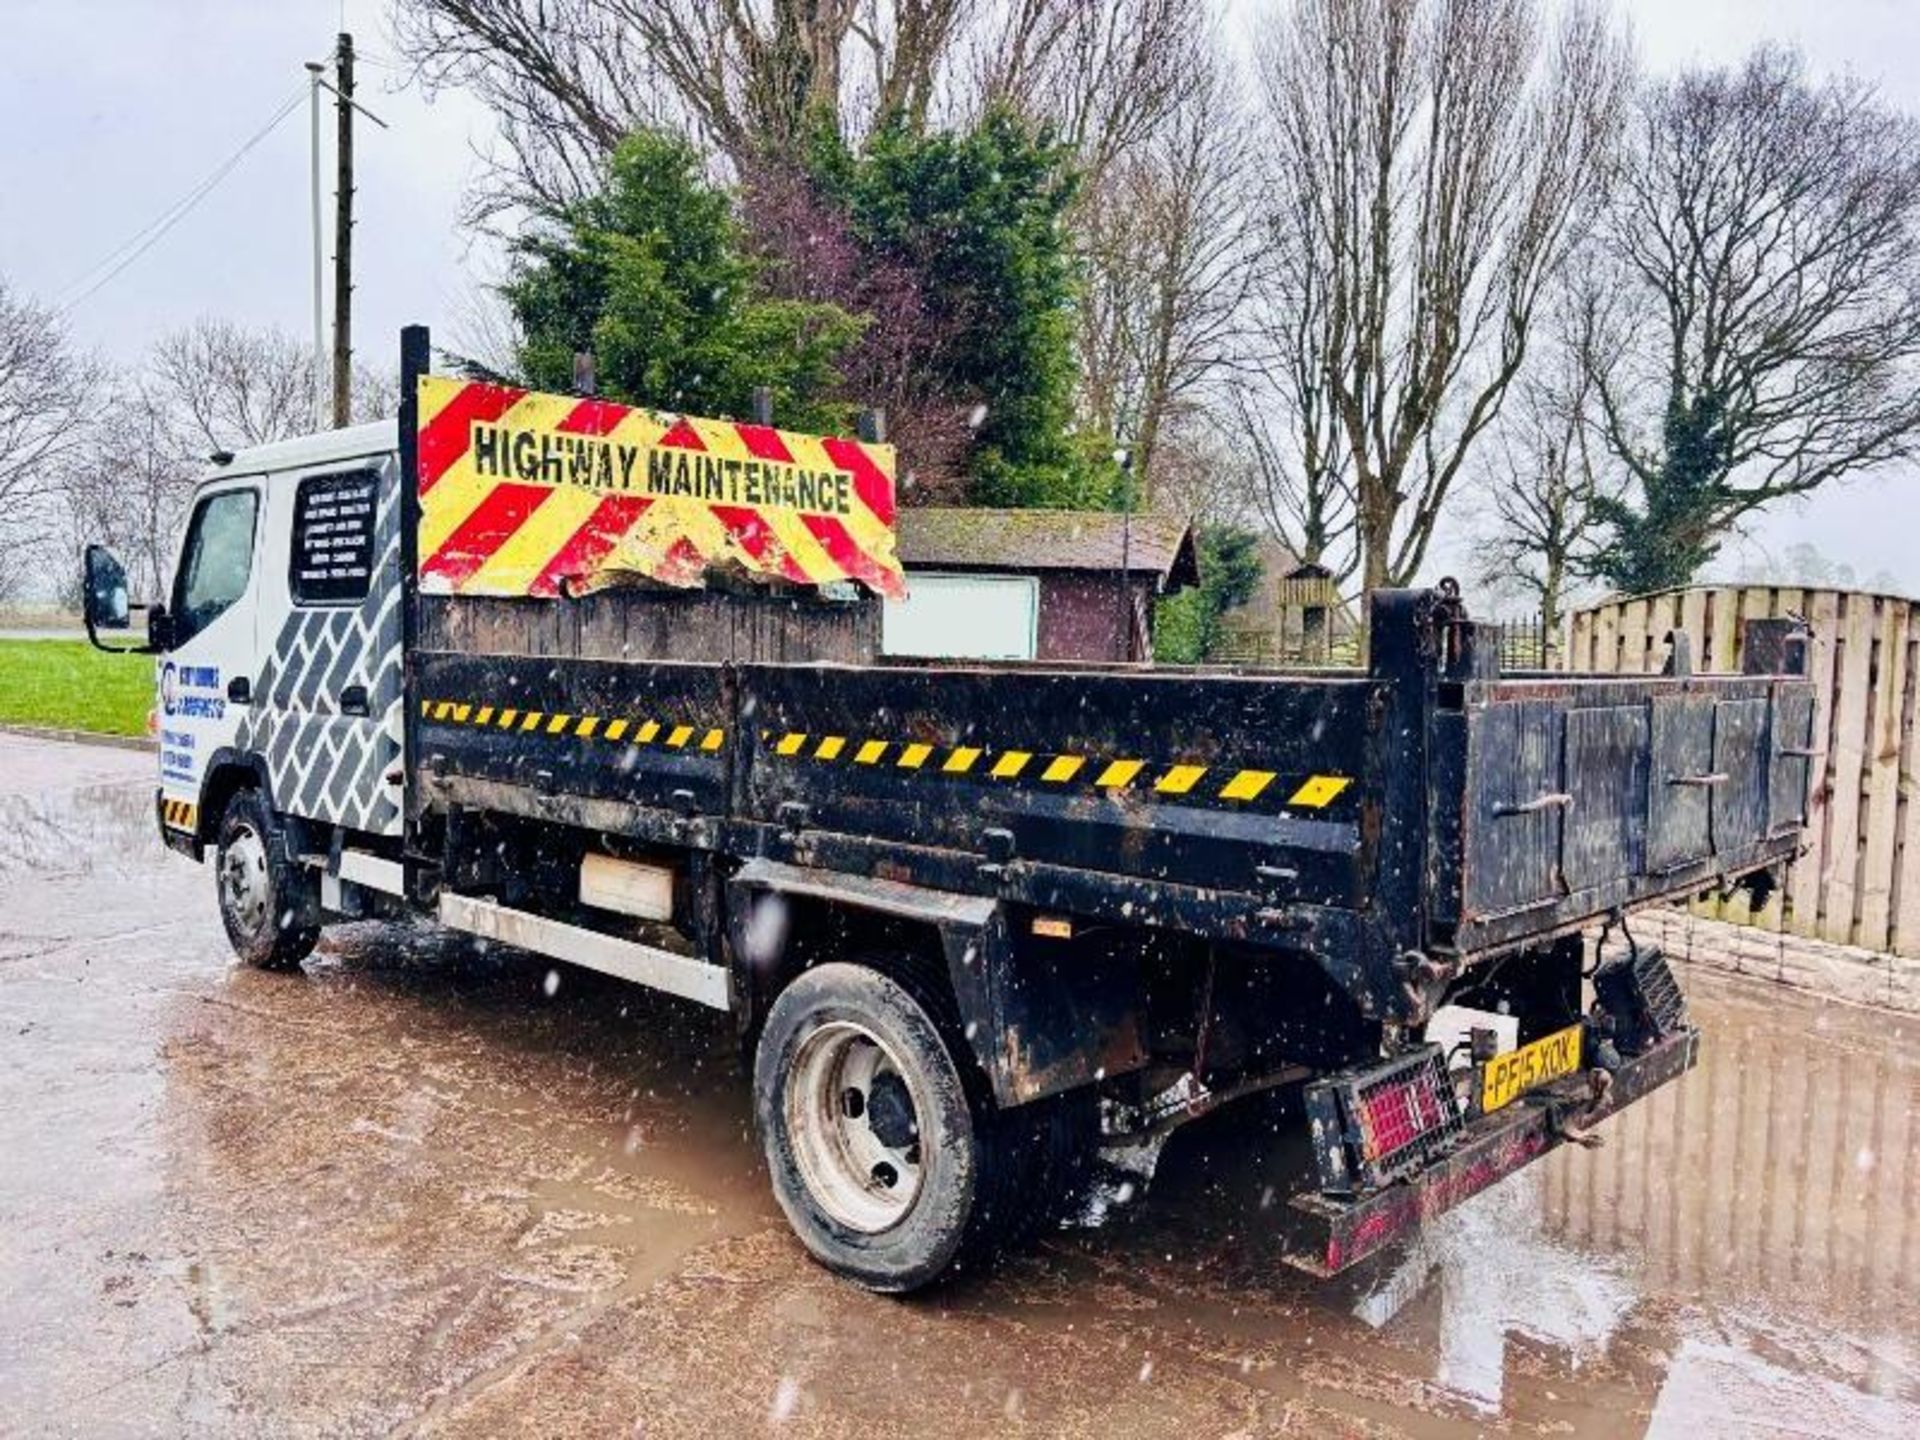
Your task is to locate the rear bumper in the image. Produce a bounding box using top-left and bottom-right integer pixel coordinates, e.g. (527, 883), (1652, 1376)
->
(1284, 1026), (1699, 1275)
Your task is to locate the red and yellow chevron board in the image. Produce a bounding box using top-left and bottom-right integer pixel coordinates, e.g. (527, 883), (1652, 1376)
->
(414, 375), (907, 600)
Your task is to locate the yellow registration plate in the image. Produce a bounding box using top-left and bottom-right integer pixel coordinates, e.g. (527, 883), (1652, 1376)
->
(1481, 1024), (1584, 1114)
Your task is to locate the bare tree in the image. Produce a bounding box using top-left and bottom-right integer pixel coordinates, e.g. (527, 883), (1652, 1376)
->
(968, 0), (1203, 191)
(1235, 142), (1358, 582)
(61, 380), (198, 604)
(1475, 301), (1614, 637)
(151, 320), (318, 451)
(1582, 47), (1920, 593)
(394, 0), (711, 211)
(1148, 409), (1259, 529)
(351, 366), (401, 427)
(0, 280), (97, 581)
(150, 318), (396, 453)
(444, 274), (529, 383)
(1254, 0), (1630, 591)
(850, 0), (979, 134)
(1230, 377), (1358, 583)
(396, 0), (973, 204)
(1072, 174), (1146, 452)
(58, 321), (397, 603)
(1074, 47), (1257, 504)
(394, 0), (1202, 213)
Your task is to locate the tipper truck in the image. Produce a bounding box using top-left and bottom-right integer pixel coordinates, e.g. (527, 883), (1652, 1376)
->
(81, 326), (1815, 1291)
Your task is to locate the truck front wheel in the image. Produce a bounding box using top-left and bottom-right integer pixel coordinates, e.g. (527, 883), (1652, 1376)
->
(754, 961), (1027, 1292)
(214, 789), (319, 971)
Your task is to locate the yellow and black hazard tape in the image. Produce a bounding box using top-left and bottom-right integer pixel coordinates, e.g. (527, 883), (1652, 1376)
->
(161, 798), (199, 832)
(419, 698), (724, 752)
(416, 698), (1350, 811)
(766, 730), (1352, 810)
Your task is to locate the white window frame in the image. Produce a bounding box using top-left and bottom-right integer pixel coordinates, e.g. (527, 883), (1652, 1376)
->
(883, 571), (1040, 661)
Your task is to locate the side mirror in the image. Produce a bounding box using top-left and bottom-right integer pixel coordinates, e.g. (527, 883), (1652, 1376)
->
(82, 544), (159, 654)
(84, 544), (131, 630)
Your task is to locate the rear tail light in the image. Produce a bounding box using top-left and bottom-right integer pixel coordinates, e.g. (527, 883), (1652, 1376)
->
(1305, 1044), (1465, 1195)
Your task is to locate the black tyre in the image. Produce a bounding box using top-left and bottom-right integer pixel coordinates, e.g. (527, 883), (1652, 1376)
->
(214, 788), (319, 971)
(754, 961), (1036, 1292)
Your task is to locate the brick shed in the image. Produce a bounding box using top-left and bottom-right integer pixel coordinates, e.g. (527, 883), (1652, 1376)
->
(889, 508), (1199, 663)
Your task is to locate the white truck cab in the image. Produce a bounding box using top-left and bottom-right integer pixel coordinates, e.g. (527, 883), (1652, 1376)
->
(85, 421), (406, 965)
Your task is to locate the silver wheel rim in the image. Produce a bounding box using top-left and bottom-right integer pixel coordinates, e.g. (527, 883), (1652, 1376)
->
(221, 824), (272, 936)
(785, 1020), (927, 1233)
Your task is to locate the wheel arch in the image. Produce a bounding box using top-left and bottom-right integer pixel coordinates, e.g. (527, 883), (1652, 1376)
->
(196, 748), (274, 847)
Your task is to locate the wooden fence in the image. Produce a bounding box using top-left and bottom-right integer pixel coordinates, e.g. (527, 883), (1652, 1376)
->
(1565, 586), (1920, 959)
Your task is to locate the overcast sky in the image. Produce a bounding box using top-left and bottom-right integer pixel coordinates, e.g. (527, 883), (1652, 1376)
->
(2, 0), (1916, 598)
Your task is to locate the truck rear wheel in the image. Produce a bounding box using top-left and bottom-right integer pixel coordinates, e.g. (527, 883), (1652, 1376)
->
(215, 789), (318, 971)
(754, 961), (1029, 1293)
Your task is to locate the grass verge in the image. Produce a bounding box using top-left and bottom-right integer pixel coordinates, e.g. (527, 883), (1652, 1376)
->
(0, 639), (152, 737)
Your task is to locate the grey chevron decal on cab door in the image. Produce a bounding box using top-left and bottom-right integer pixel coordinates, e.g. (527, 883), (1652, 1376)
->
(236, 456), (404, 837)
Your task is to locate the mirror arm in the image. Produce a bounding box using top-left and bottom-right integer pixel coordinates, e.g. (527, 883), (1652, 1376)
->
(84, 601), (162, 656)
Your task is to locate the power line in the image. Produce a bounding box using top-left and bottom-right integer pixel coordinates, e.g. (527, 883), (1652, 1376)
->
(56, 82), (309, 315)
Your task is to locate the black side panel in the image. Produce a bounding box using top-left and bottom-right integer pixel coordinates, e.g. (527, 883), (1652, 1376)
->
(739, 664), (1372, 904)
(1648, 696), (1714, 872)
(1562, 705), (1649, 891)
(1449, 673), (1811, 956)
(414, 651), (1376, 910)
(1712, 698), (1770, 855)
(416, 653), (731, 818)
(1769, 688), (1816, 834)
(1462, 699), (1563, 916)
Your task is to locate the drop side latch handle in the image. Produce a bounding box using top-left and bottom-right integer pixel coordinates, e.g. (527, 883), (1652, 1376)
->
(1493, 792), (1573, 817)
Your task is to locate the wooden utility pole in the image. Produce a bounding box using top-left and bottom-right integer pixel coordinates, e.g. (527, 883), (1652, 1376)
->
(331, 31), (354, 428)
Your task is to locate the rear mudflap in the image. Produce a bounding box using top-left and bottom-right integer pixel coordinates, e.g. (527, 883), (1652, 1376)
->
(1284, 1026), (1699, 1276)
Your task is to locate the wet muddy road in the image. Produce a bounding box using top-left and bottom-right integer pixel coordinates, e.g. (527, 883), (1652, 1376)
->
(3, 734), (1917, 1438)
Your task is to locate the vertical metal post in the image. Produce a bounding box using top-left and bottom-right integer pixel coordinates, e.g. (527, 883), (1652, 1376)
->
(306, 62), (326, 430)
(398, 325), (429, 858)
(1365, 589), (1440, 996)
(1115, 449), (1135, 661)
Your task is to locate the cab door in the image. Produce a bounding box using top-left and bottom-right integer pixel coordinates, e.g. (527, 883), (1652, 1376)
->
(240, 456), (404, 838)
(158, 483), (262, 838)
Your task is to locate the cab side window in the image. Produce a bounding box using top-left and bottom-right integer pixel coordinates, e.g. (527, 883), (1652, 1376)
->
(289, 470), (378, 605)
(170, 489), (259, 647)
